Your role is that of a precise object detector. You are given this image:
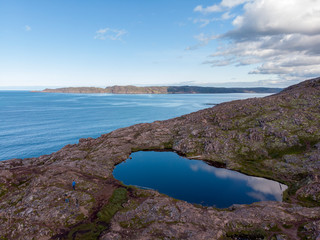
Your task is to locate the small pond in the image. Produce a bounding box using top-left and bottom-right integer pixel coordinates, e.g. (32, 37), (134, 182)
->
(113, 151), (287, 208)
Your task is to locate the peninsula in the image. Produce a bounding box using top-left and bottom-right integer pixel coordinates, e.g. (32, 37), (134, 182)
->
(1, 77), (319, 239)
(40, 85), (282, 94)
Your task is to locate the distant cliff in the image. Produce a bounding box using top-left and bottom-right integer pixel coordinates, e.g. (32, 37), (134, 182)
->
(41, 85), (282, 94)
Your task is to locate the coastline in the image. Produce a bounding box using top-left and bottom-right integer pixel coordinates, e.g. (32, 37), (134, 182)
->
(0, 77), (319, 239)
(37, 85), (282, 94)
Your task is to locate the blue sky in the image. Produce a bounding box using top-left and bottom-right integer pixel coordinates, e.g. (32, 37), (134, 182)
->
(1, 0), (319, 89)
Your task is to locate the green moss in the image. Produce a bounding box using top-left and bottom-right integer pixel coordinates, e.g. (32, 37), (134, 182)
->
(162, 140), (173, 149)
(297, 195), (320, 207)
(193, 203), (204, 209)
(267, 136), (319, 159)
(237, 148), (266, 162)
(297, 223), (310, 240)
(124, 216), (155, 229)
(282, 223), (293, 229)
(282, 188), (290, 202)
(131, 147), (142, 152)
(267, 145), (306, 159)
(67, 223), (105, 240)
(128, 187), (152, 198)
(237, 160), (274, 180)
(75, 213), (86, 222)
(119, 221), (130, 228)
(64, 188), (128, 240)
(131, 146), (159, 152)
(269, 224), (281, 232)
(225, 228), (267, 240)
(0, 184), (8, 199)
(97, 188), (127, 223)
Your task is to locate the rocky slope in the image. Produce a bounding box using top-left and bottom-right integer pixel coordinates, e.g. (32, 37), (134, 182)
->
(1, 77), (320, 239)
(40, 85), (282, 94)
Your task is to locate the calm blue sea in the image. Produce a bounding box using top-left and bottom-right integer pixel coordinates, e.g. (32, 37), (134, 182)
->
(0, 91), (270, 161)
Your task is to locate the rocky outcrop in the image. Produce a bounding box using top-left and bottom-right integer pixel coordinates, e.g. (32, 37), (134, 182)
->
(1, 77), (320, 239)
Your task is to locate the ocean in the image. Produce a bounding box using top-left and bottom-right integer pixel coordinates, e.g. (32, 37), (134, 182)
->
(0, 91), (271, 161)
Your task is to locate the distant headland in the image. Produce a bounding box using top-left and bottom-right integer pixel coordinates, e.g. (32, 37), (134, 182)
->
(38, 85), (282, 94)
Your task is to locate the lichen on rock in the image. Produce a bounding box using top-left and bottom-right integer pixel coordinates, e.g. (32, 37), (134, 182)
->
(0, 77), (320, 239)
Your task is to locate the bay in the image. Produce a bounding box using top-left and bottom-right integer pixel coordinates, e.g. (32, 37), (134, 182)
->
(0, 91), (270, 161)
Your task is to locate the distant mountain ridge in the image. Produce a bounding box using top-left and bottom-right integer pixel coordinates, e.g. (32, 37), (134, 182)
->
(40, 85), (282, 94)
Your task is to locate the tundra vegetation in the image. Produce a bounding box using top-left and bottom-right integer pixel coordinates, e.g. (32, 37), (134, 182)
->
(0, 78), (319, 239)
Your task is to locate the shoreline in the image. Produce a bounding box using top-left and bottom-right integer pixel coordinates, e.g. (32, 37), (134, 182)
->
(0, 77), (319, 239)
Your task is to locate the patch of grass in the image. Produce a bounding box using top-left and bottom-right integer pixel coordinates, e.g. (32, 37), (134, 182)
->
(0, 184), (8, 199)
(282, 188), (290, 202)
(124, 216), (155, 229)
(282, 223), (293, 229)
(119, 221), (130, 228)
(75, 213), (85, 222)
(131, 146), (161, 152)
(237, 149), (267, 162)
(297, 195), (320, 207)
(67, 223), (105, 240)
(237, 160), (274, 180)
(267, 136), (319, 159)
(131, 147), (142, 152)
(162, 140), (173, 149)
(225, 228), (267, 240)
(297, 223), (311, 240)
(267, 144), (307, 159)
(97, 188), (127, 223)
(64, 188), (128, 240)
(269, 224), (281, 232)
(193, 203), (204, 209)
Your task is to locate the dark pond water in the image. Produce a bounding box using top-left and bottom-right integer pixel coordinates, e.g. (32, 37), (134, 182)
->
(113, 151), (287, 208)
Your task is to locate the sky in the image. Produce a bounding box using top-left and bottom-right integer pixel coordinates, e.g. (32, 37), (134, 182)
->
(0, 0), (319, 89)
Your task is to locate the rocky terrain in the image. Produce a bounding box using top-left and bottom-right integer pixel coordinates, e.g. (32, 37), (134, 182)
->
(40, 85), (281, 94)
(1, 77), (319, 239)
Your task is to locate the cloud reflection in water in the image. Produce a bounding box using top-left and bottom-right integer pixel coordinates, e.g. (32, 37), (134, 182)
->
(190, 161), (287, 201)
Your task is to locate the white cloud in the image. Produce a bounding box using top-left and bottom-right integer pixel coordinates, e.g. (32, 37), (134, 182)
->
(194, 0), (320, 82)
(94, 28), (127, 41)
(25, 25), (31, 31)
(230, 0), (320, 36)
(193, 18), (211, 28)
(221, 0), (251, 8)
(185, 33), (218, 50)
(194, 4), (222, 14)
(192, 12), (234, 28)
(221, 12), (233, 20)
(194, 0), (250, 14)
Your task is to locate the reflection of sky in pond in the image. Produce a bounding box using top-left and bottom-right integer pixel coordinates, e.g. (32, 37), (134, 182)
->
(190, 163), (287, 202)
(113, 151), (287, 208)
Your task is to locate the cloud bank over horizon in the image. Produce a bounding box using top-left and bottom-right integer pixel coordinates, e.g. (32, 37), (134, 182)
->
(193, 0), (320, 84)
